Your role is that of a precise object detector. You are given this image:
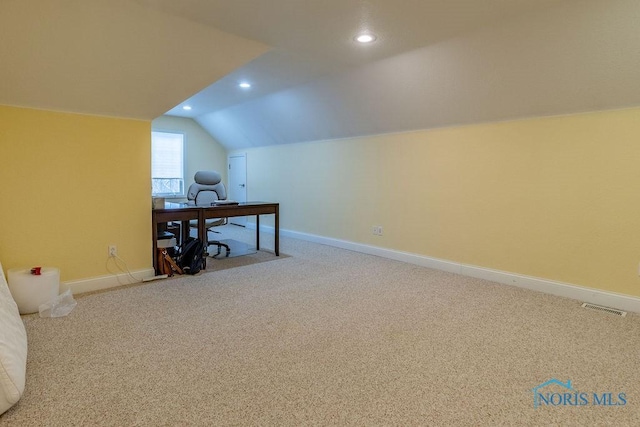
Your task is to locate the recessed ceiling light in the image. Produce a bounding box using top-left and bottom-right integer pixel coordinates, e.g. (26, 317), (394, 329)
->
(355, 33), (376, 43)
(182, 105), (192, 111)
(239, 82), (251, 89)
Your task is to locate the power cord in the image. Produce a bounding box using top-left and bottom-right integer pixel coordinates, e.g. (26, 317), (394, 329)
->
(106, 253), (143, 284)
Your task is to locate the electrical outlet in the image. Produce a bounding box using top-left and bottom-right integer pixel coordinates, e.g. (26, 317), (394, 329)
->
(377, 226), (383, 236)
(108, 245), (117, 257)
(372, 226), (383, 236)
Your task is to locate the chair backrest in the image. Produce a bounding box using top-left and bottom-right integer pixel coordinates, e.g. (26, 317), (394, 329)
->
(186, 171), (227, 206)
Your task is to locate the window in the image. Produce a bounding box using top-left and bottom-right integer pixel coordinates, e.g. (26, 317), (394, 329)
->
(151, 131), (184, 197)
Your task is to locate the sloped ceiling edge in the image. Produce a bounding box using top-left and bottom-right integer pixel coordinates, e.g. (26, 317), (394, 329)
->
(0, 0), (270, 120)
(196, 0), (640, 150)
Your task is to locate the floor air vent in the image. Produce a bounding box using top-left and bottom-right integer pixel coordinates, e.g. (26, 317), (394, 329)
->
(581, 303), (627, 317)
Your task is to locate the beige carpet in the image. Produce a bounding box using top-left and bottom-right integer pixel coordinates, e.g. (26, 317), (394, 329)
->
(2, 226), (640, 426)
(203, 246), (289, 273)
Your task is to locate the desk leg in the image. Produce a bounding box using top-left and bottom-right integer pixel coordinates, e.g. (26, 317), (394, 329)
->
(275, 205), (279, 256)
(198, 211), (207, 243)
(256, 215), (260, 251)
(180, 220), (189, 244)
(152, 216), (159, 274)
(198, 211), (207, 270)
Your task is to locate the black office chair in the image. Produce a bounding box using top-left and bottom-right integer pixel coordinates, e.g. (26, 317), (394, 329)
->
(186, 171), (230, 257)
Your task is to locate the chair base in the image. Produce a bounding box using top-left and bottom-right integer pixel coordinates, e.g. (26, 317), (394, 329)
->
(207, 241), (230, 258)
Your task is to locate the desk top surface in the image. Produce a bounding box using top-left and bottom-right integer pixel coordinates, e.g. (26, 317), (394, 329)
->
(156, 201), (278, 211)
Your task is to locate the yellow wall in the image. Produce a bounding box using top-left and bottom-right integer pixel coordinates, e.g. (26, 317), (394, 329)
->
(239, 108), (640, 297)
(0, 105), (151, 282)
(3, 104), (639, 297)
(152, 115), (228, 199)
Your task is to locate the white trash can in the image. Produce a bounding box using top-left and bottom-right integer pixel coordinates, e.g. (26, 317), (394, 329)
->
(7, 267), (60, 314)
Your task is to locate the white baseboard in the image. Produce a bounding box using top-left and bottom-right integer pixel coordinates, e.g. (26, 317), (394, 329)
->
(249, 223), (640, 314)
(62, 268), (156, 295)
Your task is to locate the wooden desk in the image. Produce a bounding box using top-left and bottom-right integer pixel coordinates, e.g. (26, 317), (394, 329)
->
(152, 202), (279, 274)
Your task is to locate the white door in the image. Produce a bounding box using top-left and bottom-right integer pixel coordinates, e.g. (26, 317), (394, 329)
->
(228, 154), (247, 226)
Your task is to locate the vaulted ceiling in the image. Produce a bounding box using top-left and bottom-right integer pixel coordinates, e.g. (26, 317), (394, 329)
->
(3, 1), (640, 150)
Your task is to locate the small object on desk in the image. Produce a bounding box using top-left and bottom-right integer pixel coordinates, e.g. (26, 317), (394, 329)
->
(152, 197), (165, 209)
(211, 200), (239, 206)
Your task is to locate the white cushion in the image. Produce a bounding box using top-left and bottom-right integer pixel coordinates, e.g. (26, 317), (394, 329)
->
(0, 262), (27, 415)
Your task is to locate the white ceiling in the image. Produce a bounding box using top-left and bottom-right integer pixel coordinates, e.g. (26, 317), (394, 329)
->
(144, 0), (564, 115)
(149, 0), (640, 150)
(3, 1), (640, 150)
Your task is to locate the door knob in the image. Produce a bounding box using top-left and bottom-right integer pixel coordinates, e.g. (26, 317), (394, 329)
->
(239, 184), (245, 187)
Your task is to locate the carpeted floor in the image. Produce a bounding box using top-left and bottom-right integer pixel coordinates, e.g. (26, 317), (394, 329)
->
(2, 226), (640, 426)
